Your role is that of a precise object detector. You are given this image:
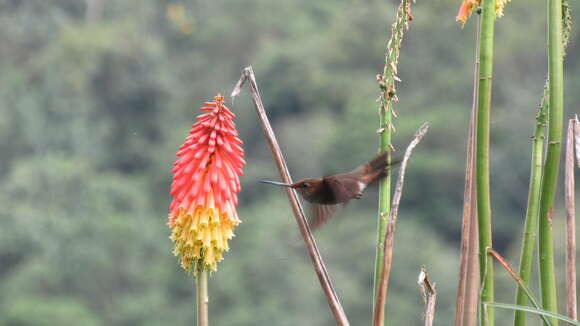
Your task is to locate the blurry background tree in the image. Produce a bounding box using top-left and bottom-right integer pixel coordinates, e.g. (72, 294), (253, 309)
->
(0, 0), (578, 325)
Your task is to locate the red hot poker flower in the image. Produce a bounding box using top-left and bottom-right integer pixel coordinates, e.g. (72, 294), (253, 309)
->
(169, 95), (245, 273)
(456, 0), (511, 25)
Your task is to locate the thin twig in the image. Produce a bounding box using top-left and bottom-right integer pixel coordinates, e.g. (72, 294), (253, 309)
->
(456, 13), (481, 326)
(418, 267), (438, 326)
(566, 118), (577, 324)
(231, 66), (350, 326)
(373, 122), (429, 326)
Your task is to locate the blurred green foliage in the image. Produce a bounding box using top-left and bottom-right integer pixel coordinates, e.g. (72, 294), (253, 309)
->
(0, 0), (579, 325)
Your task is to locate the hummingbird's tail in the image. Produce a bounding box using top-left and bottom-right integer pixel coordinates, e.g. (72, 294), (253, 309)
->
(367, 151), (390, 171)
(359, 152), (401, 185)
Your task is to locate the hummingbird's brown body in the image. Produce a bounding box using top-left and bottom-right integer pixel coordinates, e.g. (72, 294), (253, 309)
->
(261, 152), (395, 229)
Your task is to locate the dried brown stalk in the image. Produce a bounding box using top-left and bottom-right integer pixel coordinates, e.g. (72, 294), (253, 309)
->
(231, 66), (350, 326)
(573, 116), (580, 168)
(373, 122), (429, 326)
(463, 205), (479, 326)
(488, 249), (528, 294)
(487, 248), (552, 326)
(418, 267), (437, 326)
(565, 118), (577, 324)
(455, 21), (480, 324)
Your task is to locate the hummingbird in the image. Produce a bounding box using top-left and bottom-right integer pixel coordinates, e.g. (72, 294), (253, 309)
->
(261, 151), (398, 229)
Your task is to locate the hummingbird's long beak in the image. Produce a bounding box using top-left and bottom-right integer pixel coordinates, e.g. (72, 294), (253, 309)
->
(260, 179), (293, 187)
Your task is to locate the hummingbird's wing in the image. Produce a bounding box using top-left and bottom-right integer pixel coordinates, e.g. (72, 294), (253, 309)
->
(310, 204), (338, 230)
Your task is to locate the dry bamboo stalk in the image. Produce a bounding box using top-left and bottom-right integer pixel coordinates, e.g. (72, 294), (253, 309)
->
(463, 204), (479, 326)
(573, 116), (580, 168)
(565, 118), (577, 324)
(231, 66), (350, 326)
(456, 21), (480, 324)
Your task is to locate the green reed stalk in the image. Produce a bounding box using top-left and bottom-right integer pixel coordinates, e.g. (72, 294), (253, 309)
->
(537, 0), (565, 322)
(514, 2), (570, 325)
(475, 0), (496, 325)
(513, 84), (548, 326)
(373, 1), (413, 324)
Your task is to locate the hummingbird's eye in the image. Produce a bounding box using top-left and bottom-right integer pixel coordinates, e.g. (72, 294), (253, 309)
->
(303, 182), (310, 188)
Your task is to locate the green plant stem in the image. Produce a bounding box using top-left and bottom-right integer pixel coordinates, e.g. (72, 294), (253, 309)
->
(374, 109), (391, 314)
(197, 268), (209, 326)
(372, 1), (412, 324)
(514, 85), (548, 326)
(476, 0), (496, 325)
(515, 2), (570, 324)
(538, 0), (564, 322)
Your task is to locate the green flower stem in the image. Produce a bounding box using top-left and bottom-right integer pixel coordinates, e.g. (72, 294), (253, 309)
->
(373, 0), (412, 324)
(515, 2), (570, 324)
(476, 0), (496, 325)
(196, 268), (209, 326)
(538, 0), (564, 322)
(514, 85), (548, 326)
(374, 107), (392, 305)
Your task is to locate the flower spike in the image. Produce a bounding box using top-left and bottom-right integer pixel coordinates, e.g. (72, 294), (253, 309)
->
(169, 95), (245, 273)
